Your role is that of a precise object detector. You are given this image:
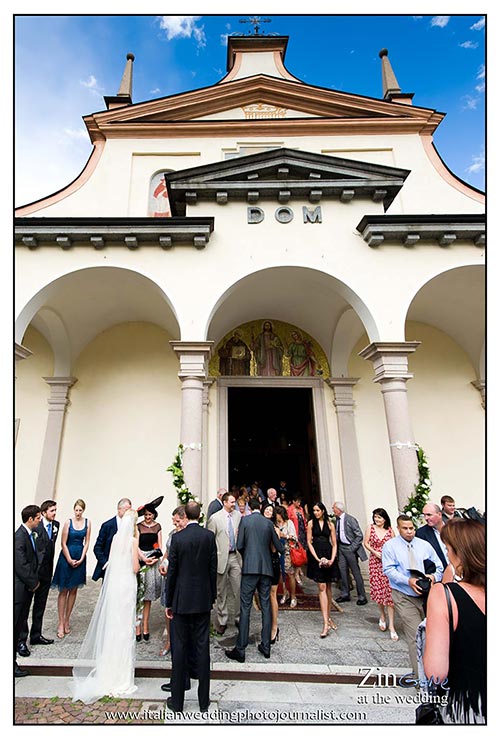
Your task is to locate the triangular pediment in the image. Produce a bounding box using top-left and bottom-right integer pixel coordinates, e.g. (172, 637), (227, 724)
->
(165, 147), (410, 214)
(84, 74), (444, 141)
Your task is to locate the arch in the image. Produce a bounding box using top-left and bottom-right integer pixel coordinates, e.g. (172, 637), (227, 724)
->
(205, 266), (380, 360)
(31, 307), (72, 376)
(16, 266), (181, 367)
(330, 308), (367, 376)
(404, 264), (485, 376)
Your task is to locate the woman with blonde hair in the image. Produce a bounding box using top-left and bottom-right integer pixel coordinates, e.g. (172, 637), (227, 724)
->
(423, 518), (485, 723)
(52, 499), (91, 638)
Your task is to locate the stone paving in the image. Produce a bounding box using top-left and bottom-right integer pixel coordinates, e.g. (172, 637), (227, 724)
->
(14, 578), (419, 724)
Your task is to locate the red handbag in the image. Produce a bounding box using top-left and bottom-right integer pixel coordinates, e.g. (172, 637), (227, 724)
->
(290, 541), (307, 567)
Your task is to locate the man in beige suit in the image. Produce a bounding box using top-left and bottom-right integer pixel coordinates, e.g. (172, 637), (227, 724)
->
(207, 492), (242, 635)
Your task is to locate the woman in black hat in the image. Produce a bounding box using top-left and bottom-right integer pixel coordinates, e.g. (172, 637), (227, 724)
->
(136, 502), (163, 642)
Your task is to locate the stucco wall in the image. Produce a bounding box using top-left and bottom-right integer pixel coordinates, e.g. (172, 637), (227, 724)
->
(50, 322), (182, 565)
(349, 320), (484, 527)
(15, 327), (54, 509)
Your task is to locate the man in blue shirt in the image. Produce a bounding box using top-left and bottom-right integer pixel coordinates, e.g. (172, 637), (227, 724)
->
(382, 514), (443, 679)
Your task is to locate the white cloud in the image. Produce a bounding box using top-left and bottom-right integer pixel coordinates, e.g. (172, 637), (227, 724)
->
(220, 33), (229, 46)
(466, 152), (485, 175)
(150, 87), (161, 95)
(63, 128), (88, 139)
(431, 16), (450, 28)
(80, 75), (104, 97)
(470, 17), (485, 31)
(460, 41), (478, 49)
(462, 95), (479, 110)
(157, 16), (206, 47)
(477, 64), (485, 79)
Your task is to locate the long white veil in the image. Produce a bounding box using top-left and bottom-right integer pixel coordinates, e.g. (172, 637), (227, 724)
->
(72, 511), (137, 704)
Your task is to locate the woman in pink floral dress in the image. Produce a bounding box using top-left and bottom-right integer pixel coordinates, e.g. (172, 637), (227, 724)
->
(363, 508), (398, 640)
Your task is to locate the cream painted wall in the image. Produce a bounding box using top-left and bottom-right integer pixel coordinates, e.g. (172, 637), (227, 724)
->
(53, 322), (182, 572)
(28, 131), (483, 219)
(15, 327), (54, 510)
(348, 321), (484, 526)
(404, 320), (484, 511)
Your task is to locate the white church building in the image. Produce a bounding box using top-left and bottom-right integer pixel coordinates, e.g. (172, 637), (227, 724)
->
(15, 30), (484, 547)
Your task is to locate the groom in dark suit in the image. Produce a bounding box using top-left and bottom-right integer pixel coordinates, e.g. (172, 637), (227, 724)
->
(164, 501), (217, 713)
(225, 497), (284, 663)
(92, 498), (131, 580)
(14, 505), (41, 677)
(18, 499), (59, 653)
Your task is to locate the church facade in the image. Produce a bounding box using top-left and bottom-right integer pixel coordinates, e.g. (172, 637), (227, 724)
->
(15, 33), (485, 540)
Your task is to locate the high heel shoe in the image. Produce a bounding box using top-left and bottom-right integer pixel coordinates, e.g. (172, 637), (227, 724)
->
(136, 634), (142, 642)
(279, 592), (289, 605)
(270, 627), (280, 645)
(328, 618), (337, 631)
(143, 633), (150, 642)
(320, 624), (332, 638)
(331, 598), (344, 613)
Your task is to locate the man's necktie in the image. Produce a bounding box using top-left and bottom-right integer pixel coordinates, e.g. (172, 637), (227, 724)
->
(228, 515), (236, 552)
(407, 542), (419, 570)
(30, 532), (36, 551)
(47, 522), (52, 539)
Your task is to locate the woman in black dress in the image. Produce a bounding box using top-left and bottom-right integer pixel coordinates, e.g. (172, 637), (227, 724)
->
(306, 502), (338, 637)
(424, 518), (485, 723)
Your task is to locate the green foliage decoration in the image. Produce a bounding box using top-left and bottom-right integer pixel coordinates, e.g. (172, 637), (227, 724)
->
(167, 444), (204, 522)
(403, 444), (432, 525)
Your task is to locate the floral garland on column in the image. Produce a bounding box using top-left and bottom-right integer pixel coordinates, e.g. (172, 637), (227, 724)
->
(167, 444), (204, 522)
(403, 444), (431, 526)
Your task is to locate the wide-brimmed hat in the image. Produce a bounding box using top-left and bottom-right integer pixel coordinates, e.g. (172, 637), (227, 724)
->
(137, 495), (164, 519)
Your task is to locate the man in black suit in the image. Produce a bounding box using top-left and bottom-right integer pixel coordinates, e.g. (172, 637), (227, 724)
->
(164, 501), (217, 713)
(416, 502), (449, 570)
(206, 488), (226, 522)
(225, 497), (284, 663)
(18, 500), (59, 655)
(14, 505), (41, 677)
(92, 497), (131, 580)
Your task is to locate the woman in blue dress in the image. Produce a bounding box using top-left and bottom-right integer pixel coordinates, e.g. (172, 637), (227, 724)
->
(52, 499), (91, 638)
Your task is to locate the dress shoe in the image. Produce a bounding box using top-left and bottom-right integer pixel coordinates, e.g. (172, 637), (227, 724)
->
(17, 642), (31, 658)
(336, 596), (351, 603)
(15, 663), (29, 678)
(166, 697), (182, 713)
(356, 597), (368, 606)
(143, 633), (150, 642)
(225, 647), (245, 663)
(215, 624), (227, 636)
(161, 682), (172, 692)
(136, 634), (142, 642)
(257, 643), (271, 659)
(199, 704), (210, 712)
(30, 635), (54, 645)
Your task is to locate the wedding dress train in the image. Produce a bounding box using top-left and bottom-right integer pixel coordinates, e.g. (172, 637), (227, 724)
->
(72, 511), (137, 703)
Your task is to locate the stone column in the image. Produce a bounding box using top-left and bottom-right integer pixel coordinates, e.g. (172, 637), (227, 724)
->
(35, 377), (77, 501)
(471, 379), (485, 409)
(202, 378), (215, 509)
(359, 342), (420, 512)
(170, 342), (213, 501)
(15, 343), (33, 444)
(327, 377), (365, 525)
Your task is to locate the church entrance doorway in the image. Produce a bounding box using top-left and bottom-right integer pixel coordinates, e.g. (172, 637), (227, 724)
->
(227, 387), (319, 511)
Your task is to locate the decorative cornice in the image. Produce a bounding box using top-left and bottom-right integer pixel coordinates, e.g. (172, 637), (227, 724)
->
(15, 217), (215, 251)
(82, 74), (445, 143)
(170, 341), (214, 379)
(166, 147), (410, 213)
(15, 343), (33, 362)
(356, 214), (485, 248)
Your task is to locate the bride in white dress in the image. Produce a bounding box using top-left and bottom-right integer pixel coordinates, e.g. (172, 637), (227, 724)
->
(72, 508), (140, 703)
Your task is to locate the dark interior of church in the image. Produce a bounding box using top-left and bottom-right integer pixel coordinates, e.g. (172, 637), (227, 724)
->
(228, 387), (319, 510)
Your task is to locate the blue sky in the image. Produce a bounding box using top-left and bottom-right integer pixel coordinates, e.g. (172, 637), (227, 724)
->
(14, 12), (486, 206)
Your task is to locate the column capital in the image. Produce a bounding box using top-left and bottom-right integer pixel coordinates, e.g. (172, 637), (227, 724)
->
(170, 341), (214, 379)
(15, 342), (33, 363)
(43, 377), (78, 411)
(471, 379), (485, 409)
(359, 341), (421, 383)
(326, 377), (361, 411)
